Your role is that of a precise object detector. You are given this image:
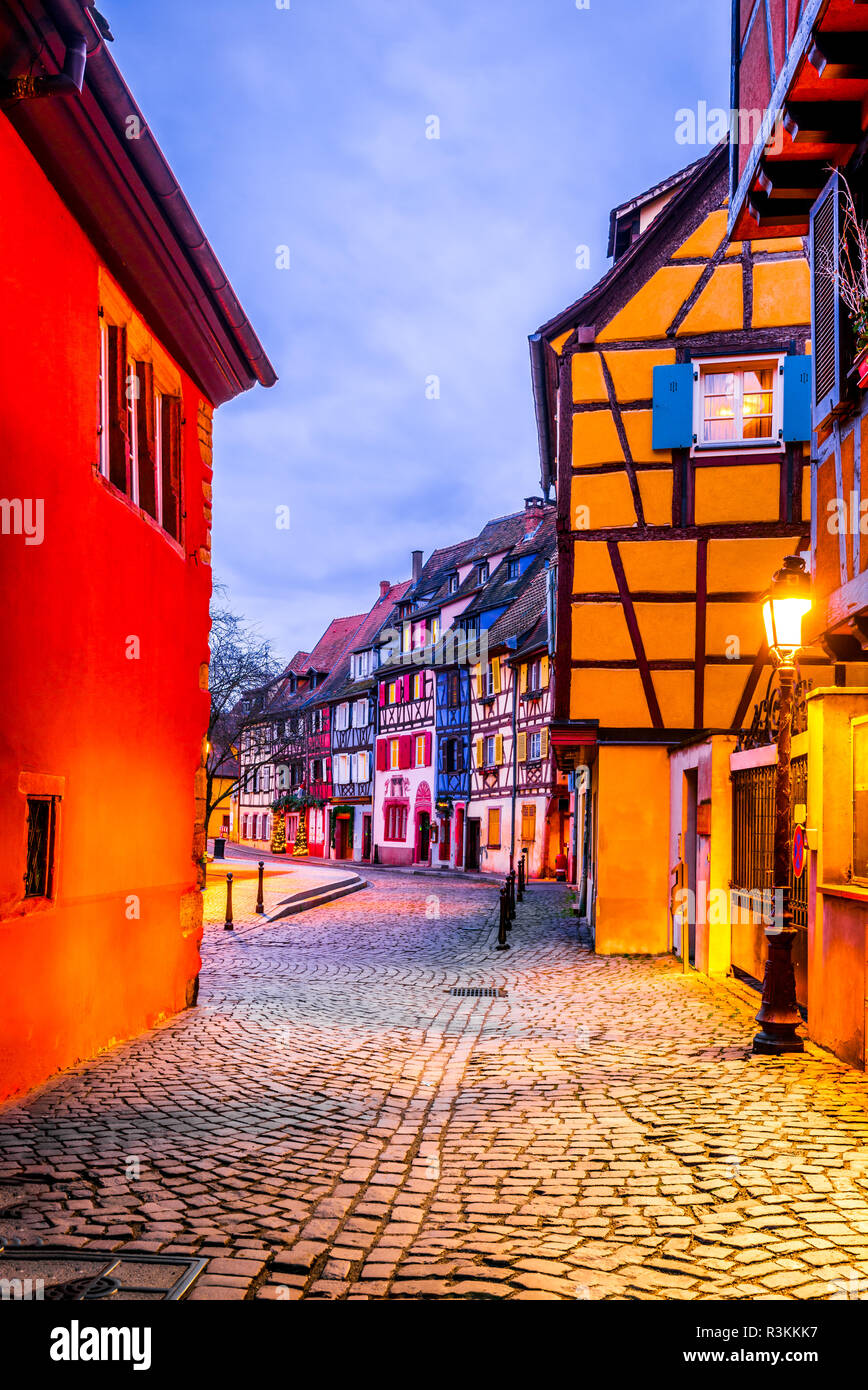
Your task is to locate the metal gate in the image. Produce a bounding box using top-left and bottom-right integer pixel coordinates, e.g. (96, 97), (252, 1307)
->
(731, 755), (807, 928)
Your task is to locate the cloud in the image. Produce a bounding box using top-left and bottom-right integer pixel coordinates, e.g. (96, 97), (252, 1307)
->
(110, 0), (730, 655)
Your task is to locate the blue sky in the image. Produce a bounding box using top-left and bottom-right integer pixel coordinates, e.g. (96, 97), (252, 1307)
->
(111, 0), (730, 660)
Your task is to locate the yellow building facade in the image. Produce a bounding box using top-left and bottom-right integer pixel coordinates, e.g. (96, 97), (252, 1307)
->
(531, 145), (815, 961)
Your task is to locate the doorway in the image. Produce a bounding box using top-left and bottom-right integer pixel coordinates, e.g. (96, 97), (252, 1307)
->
(465, 818), (481, 872)
(362, 813), (372, 862)
(416, 812), (430, 864)
(334, 815), (351, 860)
(683, 768), (698, 966)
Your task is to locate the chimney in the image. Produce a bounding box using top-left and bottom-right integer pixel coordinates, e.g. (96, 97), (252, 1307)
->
(412, 549), (423, 582)
(525, 495), (544, 512)
(379, 580), (391, 600)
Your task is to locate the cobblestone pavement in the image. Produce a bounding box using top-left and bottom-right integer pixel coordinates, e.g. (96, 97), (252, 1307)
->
(4, 874), (868, 1300)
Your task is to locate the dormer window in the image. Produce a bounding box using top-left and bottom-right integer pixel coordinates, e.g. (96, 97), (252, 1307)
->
(448, 573), (459, 594)
(477, 563), (489, 585)
(507, 558), (520, 580)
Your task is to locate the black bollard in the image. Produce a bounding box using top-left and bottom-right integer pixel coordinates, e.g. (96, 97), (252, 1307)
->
(496, 885), (510, 951)
(223, 872), (234, 931)
(517, 855), (525, 902)
(508, 869), (516, 922)
(255, 860), (265, 915)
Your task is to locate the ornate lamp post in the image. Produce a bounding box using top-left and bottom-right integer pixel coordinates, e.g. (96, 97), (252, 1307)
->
(753, 556), (811, 1056)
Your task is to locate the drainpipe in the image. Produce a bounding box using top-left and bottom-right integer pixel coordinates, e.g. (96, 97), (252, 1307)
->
(529, 335), (554, 502)
(1, 32), (87, 101)
(506, 636), (519, 870)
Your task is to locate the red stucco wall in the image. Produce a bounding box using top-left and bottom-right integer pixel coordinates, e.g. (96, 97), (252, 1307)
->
(0, 117), (211, 1100)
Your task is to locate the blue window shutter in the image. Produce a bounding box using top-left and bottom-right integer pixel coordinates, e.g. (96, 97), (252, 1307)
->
(652, 364), (695, 449)
(782, 355), (812, 442)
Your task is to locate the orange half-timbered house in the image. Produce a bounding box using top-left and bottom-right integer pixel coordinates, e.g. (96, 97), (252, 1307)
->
(531, 143), (819, 967)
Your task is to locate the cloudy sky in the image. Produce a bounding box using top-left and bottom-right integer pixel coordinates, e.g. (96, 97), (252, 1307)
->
(112, 0), (730, 660)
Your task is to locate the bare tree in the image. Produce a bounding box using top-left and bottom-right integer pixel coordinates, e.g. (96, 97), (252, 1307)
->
(206, 588), (281, 837)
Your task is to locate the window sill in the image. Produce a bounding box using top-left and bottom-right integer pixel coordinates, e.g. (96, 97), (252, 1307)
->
(94, 469), (186, 558)
(522, 690), (544, 702)
(818, 882), (868, 904)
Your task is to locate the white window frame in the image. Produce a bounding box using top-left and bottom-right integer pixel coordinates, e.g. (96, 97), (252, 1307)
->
(98, 322), (110, 478)
(528, 731), (542, 762)
(484, 734), (496, 767)
(692, 353), (784, 455)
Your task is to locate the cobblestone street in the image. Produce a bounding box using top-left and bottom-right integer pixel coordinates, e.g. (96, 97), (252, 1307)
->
(5, 874), (868, 1300)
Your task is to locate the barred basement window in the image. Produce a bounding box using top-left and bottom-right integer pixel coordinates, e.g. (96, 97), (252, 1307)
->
(25, 797), (57, 898)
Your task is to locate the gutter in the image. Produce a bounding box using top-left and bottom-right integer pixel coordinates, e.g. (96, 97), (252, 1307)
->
(40, 0), (276, 391)
(529, 334), (554, 500)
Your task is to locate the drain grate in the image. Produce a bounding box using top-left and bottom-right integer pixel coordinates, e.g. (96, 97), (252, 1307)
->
(449, 987), (506, 998)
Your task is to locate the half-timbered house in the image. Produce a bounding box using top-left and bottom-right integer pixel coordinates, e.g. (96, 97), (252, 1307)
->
(314, 581), (411, 861)
(374, 656), (438, 867)
(236, 652), (308, 849)
(298, 616), (365, 858)
(467, 551), (563, 878)
(730, 0), (868, 1067)
(531, 142), (817, 973)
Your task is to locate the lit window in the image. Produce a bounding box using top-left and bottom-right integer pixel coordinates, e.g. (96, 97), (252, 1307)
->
(415, 734), (426, 767)
(698, 359), (778, 447)
(413, 672), (424, 700)
(390, 740), (400, 770)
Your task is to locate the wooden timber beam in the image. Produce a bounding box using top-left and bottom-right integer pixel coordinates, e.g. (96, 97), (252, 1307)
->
(808, 32), (868, 81)
(783, 100), (864, 145)
(756, 159), (828, 201)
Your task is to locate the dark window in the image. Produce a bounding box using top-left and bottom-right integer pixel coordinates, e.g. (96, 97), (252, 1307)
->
(447, 671), (461, 708)
(508, 558), (520, 580)
(160, 395), (182, 541)
(25, 797), (56, 898)
(445, 739), (464, 773)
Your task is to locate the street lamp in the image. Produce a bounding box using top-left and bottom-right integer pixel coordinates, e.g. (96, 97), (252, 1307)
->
(753, 555), (811, 1056)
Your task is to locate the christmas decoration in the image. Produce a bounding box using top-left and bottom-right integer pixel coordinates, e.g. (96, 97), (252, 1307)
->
(270, 808), (287, 854)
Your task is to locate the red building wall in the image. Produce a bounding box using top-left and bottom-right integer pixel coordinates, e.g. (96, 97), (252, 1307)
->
(0, 118), (211, 1100)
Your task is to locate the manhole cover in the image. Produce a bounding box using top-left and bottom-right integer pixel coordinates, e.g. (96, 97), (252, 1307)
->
(448, 987), (506, 997)
(0, 1248), (206, 1301)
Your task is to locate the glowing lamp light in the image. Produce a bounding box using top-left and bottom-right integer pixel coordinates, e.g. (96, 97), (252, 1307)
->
(762, 556), (811, 662)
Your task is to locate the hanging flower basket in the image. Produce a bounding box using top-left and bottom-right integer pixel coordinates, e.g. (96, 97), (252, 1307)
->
(855, 343), (868, 390)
